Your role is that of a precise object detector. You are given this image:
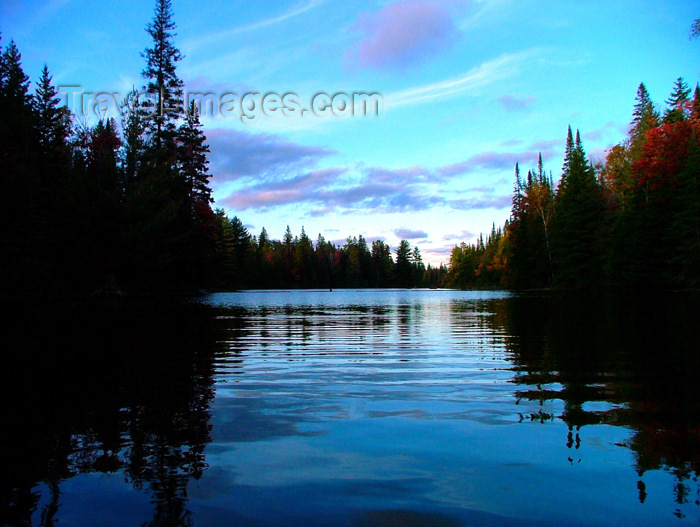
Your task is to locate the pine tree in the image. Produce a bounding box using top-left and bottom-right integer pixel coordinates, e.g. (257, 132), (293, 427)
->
(227, 216), (251, 287)
(0, 34), (6, 98)
(121, 89), (146, 185)
(507, 154), (555, 288)
(551, 128), (605, 288)
(664, 77), (691, 124)
(141, 0), (184, 157)
(630, 83), (659, 159)
(178, 101), (211, 203)
(693, 84), (700, 120)
(33, 65), (70, 155)
(563, 126), (575, 177)
(395, 239), (413, 287)
(668, 130), (700, 287)
(510, 162), (523, 221)
(411, 246), (425, 286)
(0, 40), (30, 103)
(371, 240), (394, 287)
(0, 40), (33, 154)
(259, 227), (270, 250)
(87, 118), (122, 196)
(0, 39), (35, 294)
(294, 227), (315, 285)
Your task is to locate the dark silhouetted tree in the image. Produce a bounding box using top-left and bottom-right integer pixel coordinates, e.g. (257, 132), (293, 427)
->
(141, 0), (184, 159)
(33, 65), (70, 156)
(551, 128), (606, 288)
(178, 101), (211, 204)
(395, 240), (413, 287)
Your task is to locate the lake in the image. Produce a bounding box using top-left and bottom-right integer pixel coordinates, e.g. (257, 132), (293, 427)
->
(2, 289), (699, 526)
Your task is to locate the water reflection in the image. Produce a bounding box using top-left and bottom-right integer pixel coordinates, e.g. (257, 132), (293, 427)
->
(2, 290), (699, 526)
(0, 300), (215, 526)
(496, 293), (700, 515)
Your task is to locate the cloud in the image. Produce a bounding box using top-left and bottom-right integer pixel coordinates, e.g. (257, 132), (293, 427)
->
(184, 0), (325, 51)
(184, 76), (253, 98)
(582, 121), (627, 142)
(425, 245), (457, 256)
(442, 230), (476, 241)
(528, 138), (561, 151)
(211, 133), (549, 217)
(222, 168), (346, 210)
(386, 49), (539, 108)
(500, 138), (523, 148)
(394, 228), (429, 239)
(209, 132), (529, 216)
(220, 162), (443, 214)
(365, 165), (434, 183)
(497, 94), (535, 112)
(207, 128), (335, 185)
(348, 0), (459, 70)
(447, 195), (511, 210)
(222, 165), (509, 214)
(437, 151), (536, 178)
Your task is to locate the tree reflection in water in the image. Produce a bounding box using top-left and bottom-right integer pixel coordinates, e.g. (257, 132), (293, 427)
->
(2, 291), (699, 526)
(494, 292), (700, 514)
(0, 300), (216, 526)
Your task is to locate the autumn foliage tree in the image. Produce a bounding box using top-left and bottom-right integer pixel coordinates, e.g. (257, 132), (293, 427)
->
(450, 75), (699, 290)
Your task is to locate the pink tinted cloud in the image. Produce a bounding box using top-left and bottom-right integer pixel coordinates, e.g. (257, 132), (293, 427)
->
(350, 0), (459, 70)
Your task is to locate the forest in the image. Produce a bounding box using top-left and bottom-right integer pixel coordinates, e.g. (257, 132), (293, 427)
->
(0, 1), (443, 295)
(1, 0), (698, 294)
(449, 79), (700, 290)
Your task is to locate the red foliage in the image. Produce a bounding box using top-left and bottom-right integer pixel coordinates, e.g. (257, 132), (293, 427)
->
(632, 120), (698, 192)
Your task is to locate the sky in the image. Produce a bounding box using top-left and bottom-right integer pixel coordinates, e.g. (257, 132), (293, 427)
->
(2, 0), (698, 264)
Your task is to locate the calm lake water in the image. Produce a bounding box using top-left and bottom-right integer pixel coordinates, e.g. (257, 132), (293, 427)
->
(2, 289), (699, 526)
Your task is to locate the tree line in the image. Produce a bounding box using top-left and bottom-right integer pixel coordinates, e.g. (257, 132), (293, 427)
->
(0, 0), (445, 295)
(2, 1), (697, 294)
(448, 78), (700, 290)
(215, 221), (447, 289)
(1, 0), (219, 295)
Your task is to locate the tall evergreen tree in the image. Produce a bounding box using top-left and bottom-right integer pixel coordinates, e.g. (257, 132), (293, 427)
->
(283, 225), (294, 264)
(561, 126), (575, 184)
(0, 40), (33, 158)
(395, 239), (413, 288)
(121, 89), (146, 185)
(371, 240), (394, 287)
(0, 40), (30, 103)
(0, 34), (5, 91)
(141, 0), (184, 158)
(507, 158), (555, 288)
(0, 39), (36, 294)
(630, 82), (659, 159)
(178, 101), (211, 203)
(33, 65), (70, 155)
(227, 216), (251, 287)
(692, 84), (700, 120)
(411, 246), (425, 286)
(668, 130), (700, 287)
(664, 77), (691, 123)
(551, 128), (605, 288)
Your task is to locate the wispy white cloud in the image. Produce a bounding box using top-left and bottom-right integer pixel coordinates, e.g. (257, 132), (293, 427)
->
(184, 0), (324, 52)
(385, 49), (540, 109)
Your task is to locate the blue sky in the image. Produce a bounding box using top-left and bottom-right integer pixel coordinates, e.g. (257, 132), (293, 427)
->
(2, 0), (698, 264)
